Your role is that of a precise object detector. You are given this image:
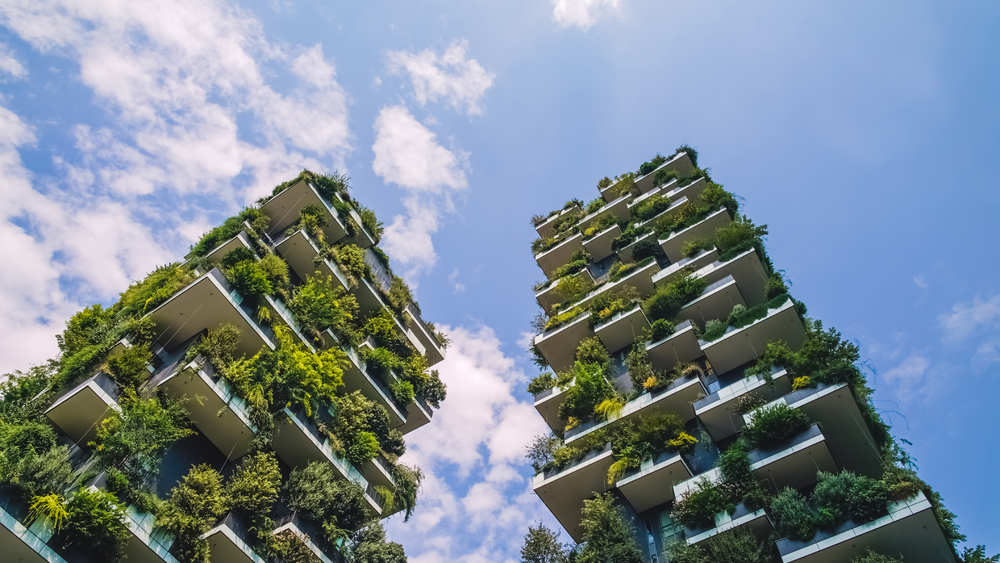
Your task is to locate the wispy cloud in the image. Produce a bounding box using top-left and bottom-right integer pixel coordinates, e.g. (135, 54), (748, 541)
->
(386, 40), (495, 116)
(448, 268), (465, 293)
(881, 354), (933, 403)
(938, 293), (1000, 343)
(551, 0), (621, 30)
(913, 275), (928, 290)
(0, 41), (26, 79)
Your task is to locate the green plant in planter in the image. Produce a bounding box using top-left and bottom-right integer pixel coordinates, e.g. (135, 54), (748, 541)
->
(847, 475), (889, 522)
(390, 463), (423, 522)
(105, 344), (153, 391)
(631, 193), (673, 223)
(589, 286), (641, 328)
(700, 319), (727, 341)
(671, 478), (733, 529)
(643, 271), (707, 322)
(741, 403), (811, 449)
(545, 305), (586, 331)
(647, 318), (676, 342)
(285, 461), (372, 542)
(553, 274), (593, 306)
(527, 372), (557, 395)
(558, 362), (615, 428)
(630, 238), (658, 262)
(625, 346), (654, 392)
(668, 529), (770, 563)
(770, 487), (817, 541)
(288, 273), (359, 344)
(681, 237), (713, 258)
(52, 488), (129, 562)
(226, 259), (272, 302)
(91, 396), (194, 485)
(638, 153), (667, 176)
(352, 521), (407, 563)
(653, 168), (679, 188)
(575, 337), (610, 366)
(577, 493), (643, 563)
(159, 464), (227, 563)
(581, 213), (618, 239)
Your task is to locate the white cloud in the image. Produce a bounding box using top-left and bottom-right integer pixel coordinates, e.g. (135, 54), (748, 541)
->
(882, 354), (934, 403)
(973, 339), (1000, 370)
(938, 293), (1000, 343)
(448, 267), (465, 293)
(913, 275), (928, 290)
(0, 0), (354, 373)
(373, 105), (468, 276)
(551, 0), (621, 30)
(0, 42), (26, 78)
(386, 40), (495, 116)
(386, 324), (553, 562)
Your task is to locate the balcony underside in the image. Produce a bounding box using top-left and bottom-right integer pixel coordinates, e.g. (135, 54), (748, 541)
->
(533, 446), (614, 544)
(46, 375), (117, 445)
(399, 400), (432, 435)
(749, 426), (838, 494)
(686, 505), (772, 546)
(695, 249), (769, 307)
(274, 229), (350, 292)
(583, 224), (621, 262)
(700, 300), (806, 374)
(645, 321), (702, 374)
(695, 370), (792, 442)
(617, 450), (692, 512)
(595, 307), (648, 354)
(677, 276), (746, 327)
(535, 314), (594, 374)
(204, 231), (254, 265)
(787, 383), (884, 478)
(651, 248), (719, 288)
(659, 209), (732, 263)
(260, 179), (347, 244)
(536, 233), (585, 279)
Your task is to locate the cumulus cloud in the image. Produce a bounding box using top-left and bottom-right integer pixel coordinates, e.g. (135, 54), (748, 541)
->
(373, 105), (468, 276)
(386, 324), (553, 562)
(882, 354), (933, 403)
(0, 0), (353, 372)
(938, 293), (1000, 343)
(551, 0), (621, 30)
(386, 40), (495, 116)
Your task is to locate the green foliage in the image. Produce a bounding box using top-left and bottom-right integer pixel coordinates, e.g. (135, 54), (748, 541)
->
(357, 204), (385, 242)
(0, 363), (55, 423)
(770, 487), (816, 541)
(700, 319), (727, 341)
(607, 172), (639, 199)
(764, 273), (789, 300)
(387, 275), (414, 312)
(610, 224), (651, 252)
(227, 259), (273, 302)
(57, 304), (114, 357)
(575, 337), (610, 366)
(671, 478), (733, 529)
(420, 370), (447, 408)
(0, 420), (72, 501)
(581, 213), (617, 239)
(286, 461), (372, 539)
(668, 529), (769, 563)
(717, 439), (753, 488)
(631, 193), (674, 223)
(520, 522), (569, 563)
(675, 145), (698, 168)
(741, 402), (811, 449)
(528, 372), (558, 395)
(812, 470), (855, 526)
(187, 323), (241, 368)
(311, 171), (350, 202)
(558, 362), (615, 426)
(699, 293), (792, 343)
(189, 207), (267, 257)
(54, 488), (130, 562)
(117, 263), (198, 318)
(653, 167), (679, 188)
(608, 412), (689, 483)
(576, 493), (643, 563)
(348, 431), (381, 465)
(105, 344), (152, 391)
(631, 238), (658, 262)
(648, 318), (676, 342)
(363, 309), (402, 350)
(159, 464), (226, 563)
(625, 345), (654, 392)
(961, 546), (1000, 563)
(92, 396), (194, 485)
(352, 521), (406, 563)
(220, 247), (257, 270)
(28, 493), (69, 531)
(390, 463), (423, 522)
(852, 551), (903, 563)
(332, 243), (370, 283)
(714, 216), (766, 255)
(525, 434), (563, 473)
(847, 475), (889, 522)
(288, 273), (358, 343)
(643, 271), (707, 322)
(390, 379), (415, 404)
(545, 306), (586, 331)
(258, 253), (291, 296)
(225, 452), (281, 518)
(589, 285), (641, 328)
(547, 257), (590, 284)
(681, 237), (713, 258)
(553, 274), (594, 305)
(638, 153), (667, 176)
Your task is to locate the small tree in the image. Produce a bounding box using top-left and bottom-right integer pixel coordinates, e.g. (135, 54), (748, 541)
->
(576, 493), (642, 563)
(520, 522), (569, 563)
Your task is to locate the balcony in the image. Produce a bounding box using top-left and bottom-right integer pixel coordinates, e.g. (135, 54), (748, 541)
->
(403, 303), (446, 367)
(361, 454), (396, 491)
(565, 260), (659, 317)
(688, 248), (769, 307)
(564, 368), (705, 445)
(661, 176), (709, 206)
(631, 195), (691, 235)
(775, 492), (956, 563)
(632, 151), (696, 194)
(534, 312), (594, 374)
(535, 268), (596, 315)
(271, 407), (383, 515)
(651, 248), (718, 288)
(146, 268), (276, 359)
(259, 178), (349, 246)
(645, 320), (702, 373)
(782, 383), (884, 478)
(272, 228), (351, 292)
(45, 370), (120, 444)
(157, 354), (257, 462)
(699, 299), (806, 374)
(577, 195), (630, 234)
(615, 450), (693, 513)
(121, 505), (180, 563)
(272, 512), (347, 563)
(693, 367), (792, 442)
(582, 223), (622, 262)
(532, 444), (614, 543)
(745, 424), (838, 493)
(354, 278), (427, 358)
(594, 305), (649, 354)
(338, 194), (377, 249)
(677, 275), (747, 327)
(616, 231), (656, 264)
(203, 231), (255, 265)
(535, 205), (581, 239)
(322, 331), (409, 431)
(401, 397), (434, 436)
(0, 488), (68, 563)
(683, 501), (773, 547)
(202, 512), (267, 563)
(659, 208), (733, 263)
(535, 232), (585, 278)
(533, 381), (573, 434)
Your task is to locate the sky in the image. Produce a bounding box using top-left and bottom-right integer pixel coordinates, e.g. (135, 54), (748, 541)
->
(0, 0), (998, 561)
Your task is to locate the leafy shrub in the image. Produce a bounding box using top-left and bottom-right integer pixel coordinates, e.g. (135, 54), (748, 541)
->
(286, 461), (372, 540)
(117, 263), (198, 318)
(227, 260), (272, 301)
(631, 193), (673, 223)
(390, 379), (415, 404)
(638, 153), (667, 176)
(770, 488), (816, 541)
(288, 273), (358, 342)
(700, 293), (793, 343)
(545, 306), (585, 331)
(258, 253), (291, 296)
(607, 261), (637, 282)
(742, 403), (811, 449)
(348, 432), (381, 465)
(527, 373), (557, 395)
(547, 258), (590, 284)
(226, 452), (281, 518)
(733, 393), (765, 415)
(577, 493), (643, 563)
(553, 274), (593, 305)
(589, 286), (641, 328)
(189, 207), (267, 257)
(159, 464), (226, 563)
(812, 471), (855, 526)
(53, 488), (129, 563)
(675, 144), (698, 168)
(581, 213), (618, 239)
(558, 363), (615, 425)
(353, 521), (407, 563)
(643, 272), (707, 322)
(668, 529), (769, 563)
(105, 344), (152, 390)
(92, 396), (194, 485)
(672, 479), (732, 529)
(717, 439), (753, 487)
(714, 217), (766, 255)
(390, 464), (423, 522)
(525, 434), (562, 473)
(764, 273), (788, 300)
(653, 168), (679, 188)
(357, 205), (384, 241)
(700, 319), (727, 341)
(187, 323), (241, 368)
(332, 244), (369, 283)
(311, 171), (350, 202)
(682, 237), (713, 258)
(597, 177), (613, 190)
(625, 346), (654, 392)
(631, 238), (658, 262)
(848, 476), (889, 522)
(0, 422), (71, 499)
(648, 318), (676, 342)
(607, 172), (638, 199)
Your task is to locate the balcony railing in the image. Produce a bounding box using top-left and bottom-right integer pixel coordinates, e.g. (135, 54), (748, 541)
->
(273, 512), (348, 563)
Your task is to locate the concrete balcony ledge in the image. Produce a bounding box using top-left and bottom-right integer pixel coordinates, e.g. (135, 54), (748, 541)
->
(534, 205), (581, 239)
(644, 320), (702, 374)
(775, 492), (956, 563)
(0, 488), (68, 563)
(202, 231), (255, 265)
(659, 208), (733, 263)
(535, 268), (596, 315)
(577, 195), (631, 234)
(533, 444), (614, 543)
(259, 178), (349, 246)
(683, 502), (773, 546)
(561, 260), (658, 317)
(273, 228), (351, 292)
(535, 232), (585, 278)
(122, 505), (180, 563)
(46, 370), (120, 444)
(616, 449), (693, 512)
(273, 512), (347, 563)
(630, 195), (690, 235)
(651, 247), (719, 288)
(699, 299), (806, 374)
(533, 379), (573, 434)
(534, 312), (595, 374)
(582, 223), (622, 262)
(692, 248), (769, 307)
(202, 512), (267, 563)
(694, 367), (791, 442)
(746, 424), (838, 493)
(677, 275), (746, 327)
(632, 151), (696, 195)
(594, 304), (649, 354)
(663, 176), (709, 205)
(403, 303), (446, 367)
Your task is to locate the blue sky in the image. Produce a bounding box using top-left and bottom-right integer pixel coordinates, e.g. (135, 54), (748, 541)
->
(0, 0), (998, 561)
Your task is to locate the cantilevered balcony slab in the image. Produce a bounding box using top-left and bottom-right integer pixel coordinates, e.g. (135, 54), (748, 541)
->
(535, 205), (581, 239)
(403, 303), (446, 366)
(677, 275), (746, 327)
(122, 506), (180, 563)
(594, 305), (648, 355)
(631, 195), (690, 235)
(146, 268), (276, 358)
(203, 512), (267, 563)
(570, 260), (659, 317)
(533, 382), (572, 434)
(259, 179), (348, 244)
(157, 357), (256, 461)
(272, 407), (382, 514)
(204, 231), (255, 265)
(651, 248), (719, 287)
(632, 151), (696, 195)
(273, 512), (346, 563)
(616, 450), (693, 513)
(535, 268), (596, 315)
(582, 224), (622, 262)
(46, 371), (120, 444)
(341, 200), (377, 249)
(577, 195), (630, 234)
(263, 294), (315, 351)
(564, 371), (705, 445)
(693, 368), (791, 442)
(784, 383), (883, 478)
(699, 299), (806, 374)
(746, 424), (838, 493)
(273, 229), (350, 292)
(616, 231), (656, 264)
(532, 444), (614, 543)
(683, 502), (772, 547)
(662, 177), (708, 206)
(400, 398), (433, 435)
(354, 278), (427, 358)
(362, 454), (396, 491)
(323, 332), (409, 431)
(535, 312), (594, 374)
(775, 492), (956, 563)
(659, 208), (733, 263)
(0, 489), (68, 563)
(693, 249), (769, 307)
(536, 232), (585, 278)
(645, 320), (702, 374)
